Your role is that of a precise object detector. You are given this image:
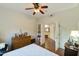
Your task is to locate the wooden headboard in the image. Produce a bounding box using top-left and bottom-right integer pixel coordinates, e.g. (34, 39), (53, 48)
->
(11, 34), (32, 50)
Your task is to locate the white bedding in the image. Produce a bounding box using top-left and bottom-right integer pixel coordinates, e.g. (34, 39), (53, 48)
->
(3, 44), (58, 56)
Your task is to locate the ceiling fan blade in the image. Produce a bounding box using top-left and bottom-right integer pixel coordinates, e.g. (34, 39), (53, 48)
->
(41, 6), (48, 8)
(40, 10), (44, 14)
(33, 3), (39, 9)
(25, 8), (33, 10)
(33, 12), (36, 15)
(33, 3), (39, 6)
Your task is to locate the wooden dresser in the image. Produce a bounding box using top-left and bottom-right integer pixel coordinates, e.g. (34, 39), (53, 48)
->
(11, 34), (33, 50)
(64, 43), (79, 56)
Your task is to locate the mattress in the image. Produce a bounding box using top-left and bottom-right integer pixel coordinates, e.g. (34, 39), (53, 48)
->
(3, 44), (58, 56)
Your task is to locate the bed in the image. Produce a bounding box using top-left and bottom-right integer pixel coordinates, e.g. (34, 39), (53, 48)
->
(3, 33), (58, 56)
(3, 43), (58, 56)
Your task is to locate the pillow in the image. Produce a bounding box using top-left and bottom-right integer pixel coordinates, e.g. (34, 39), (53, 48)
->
(0, 43), (5, 49)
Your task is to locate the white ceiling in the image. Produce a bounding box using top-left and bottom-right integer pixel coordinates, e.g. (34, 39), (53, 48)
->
(0, 3), (78, 18)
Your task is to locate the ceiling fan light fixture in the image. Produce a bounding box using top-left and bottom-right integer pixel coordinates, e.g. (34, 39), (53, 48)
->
(34, 6), (41, 13)
(34, 9), (39, 13)
(25, 3), (48, 15)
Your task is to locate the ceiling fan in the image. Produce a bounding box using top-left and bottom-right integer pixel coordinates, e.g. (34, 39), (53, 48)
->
(25, 3), (48, 15)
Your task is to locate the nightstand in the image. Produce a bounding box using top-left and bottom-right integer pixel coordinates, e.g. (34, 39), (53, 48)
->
(0, 44), (8, 56)
(31, 39), (35, 43)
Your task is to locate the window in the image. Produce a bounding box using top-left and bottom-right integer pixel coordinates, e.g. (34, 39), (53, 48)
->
(70, 31), (79, 44)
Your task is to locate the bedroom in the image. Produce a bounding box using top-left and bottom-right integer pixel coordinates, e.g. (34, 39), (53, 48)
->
(0, 3), (79, 56)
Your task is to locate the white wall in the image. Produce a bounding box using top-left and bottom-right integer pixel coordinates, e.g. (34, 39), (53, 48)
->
(0, 7), (37, 48)
(37, 6), (79, 49)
